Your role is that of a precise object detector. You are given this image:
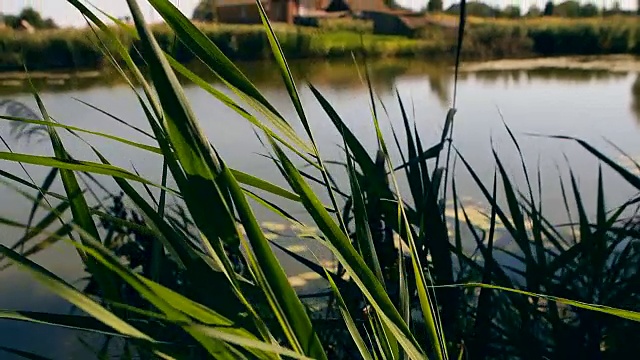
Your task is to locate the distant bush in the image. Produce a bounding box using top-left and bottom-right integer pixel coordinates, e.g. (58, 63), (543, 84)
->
(316, 18), (373, 33)
(463, 23), (534, 59)
(446, 1), (500, 17)
(528, 20), (639, 55)
(0, 18), (638, 72)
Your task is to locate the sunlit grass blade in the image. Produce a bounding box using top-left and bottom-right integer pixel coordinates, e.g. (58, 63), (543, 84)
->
(167, 56), (314, 159)
(123, 0), (249, 258)
(0, 115), (162, 154)
(0, 309), (162, 337)
(437, 283), (640, 322)
(0, 243), (157, 343)
(145, 0), (289, 124)
(256, 3), (346, 236)
(0, 152), (170, 188)
(0, 223), (73, 271)
(29, 90), (121, 301)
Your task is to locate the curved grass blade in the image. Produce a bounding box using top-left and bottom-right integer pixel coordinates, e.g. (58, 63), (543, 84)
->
(23, 168), (59, 249)
(326, 274), (374, 360)
(0, 115), (161, 154)
(219, 162), (326, 359)
(72, 97), (155, 139)
(145, 0), (289, 126)
(270, 139), (426, 358)
(68, 226), (277, 360)
(0, 244), (156, 342)
(167, 57), (314, 159)
(0, 152), (170, 188)
(436, 283), (640, 322)
(190, 325), (313, 360)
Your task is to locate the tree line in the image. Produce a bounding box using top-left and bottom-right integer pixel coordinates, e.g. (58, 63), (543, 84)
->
(434, 0), (639, 18)
(0, 7), (57, 30)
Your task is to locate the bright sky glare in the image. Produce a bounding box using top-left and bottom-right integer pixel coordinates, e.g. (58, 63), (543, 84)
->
(0, 0), (637, 27)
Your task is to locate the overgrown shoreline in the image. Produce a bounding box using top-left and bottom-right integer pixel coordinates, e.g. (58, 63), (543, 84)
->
(0, 16), (639, 73)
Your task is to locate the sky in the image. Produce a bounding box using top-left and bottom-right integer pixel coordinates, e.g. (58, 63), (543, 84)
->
(0, 0), (638, 27)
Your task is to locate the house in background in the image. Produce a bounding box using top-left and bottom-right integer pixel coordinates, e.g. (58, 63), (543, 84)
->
(215, 0), (392, 24)
(216, 0), (305, 24)
(325, 0), (390, 16)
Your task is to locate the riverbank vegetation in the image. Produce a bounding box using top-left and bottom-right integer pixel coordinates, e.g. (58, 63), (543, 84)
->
(0, 13), (638, 72)
(1, 0), (640, 359)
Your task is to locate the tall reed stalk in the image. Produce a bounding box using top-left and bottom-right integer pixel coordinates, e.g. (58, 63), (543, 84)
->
(0, 0), (638, 359)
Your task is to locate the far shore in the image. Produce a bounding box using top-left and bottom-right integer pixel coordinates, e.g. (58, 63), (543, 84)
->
(460, 55), (640, 73)
(0, 55), (638, 87)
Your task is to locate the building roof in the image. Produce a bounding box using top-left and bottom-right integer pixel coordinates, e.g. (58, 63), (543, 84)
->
(216, 0), (267, 7)
(325, 0), (390, 13)
(345, 0), (389, 12)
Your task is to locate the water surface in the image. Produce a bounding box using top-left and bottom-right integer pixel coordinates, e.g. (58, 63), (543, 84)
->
(0, 59), (639, 358)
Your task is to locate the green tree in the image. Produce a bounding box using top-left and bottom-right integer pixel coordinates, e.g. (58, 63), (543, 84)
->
(525, 4), (542, 17)
(2, 14), (20, 28)
(18, 7), (57, 29)
(427, 0), (444, 12)
(578, 3), (599, 16)
(526, 4), (542, 16)
(503, 5), (521, 18)
(446, 1), (498, 17)
(554, 0), (581, 17)
(192, 0), (217, 22)
(543, 0), (555, 15)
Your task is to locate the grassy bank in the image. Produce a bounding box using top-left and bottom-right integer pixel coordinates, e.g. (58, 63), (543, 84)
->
(0, 16), (639, 72)
(0, 24), (444, 72)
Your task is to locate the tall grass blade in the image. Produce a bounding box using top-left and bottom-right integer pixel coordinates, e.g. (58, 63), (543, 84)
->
(270, 140), (426, 358)
(219, 162), (327, 359)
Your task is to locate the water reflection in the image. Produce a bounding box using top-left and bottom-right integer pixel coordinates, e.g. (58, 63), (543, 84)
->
(1, 60), (640, 358)
(1, 61), (637, 119)
(633, 74), (640, 122)
(474, 68), (630, 84)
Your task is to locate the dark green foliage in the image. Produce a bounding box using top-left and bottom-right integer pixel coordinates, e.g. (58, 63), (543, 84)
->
(578, 3), (599, 17)
(544, 1), (554, 16)
(551, 0), (601, 18)
(316, 18), (373, 33)
(553, 0), (582, 17)
(446, 1), (499, 17)
(501, 5), (522, 18)
(462, 24), (534, 59)
(527, 5), (542, 17)
(192, 0), (217, 22)
(2, 7), (57, 29)
(0, 19), (639, 71)
(428, 0), (444, 12)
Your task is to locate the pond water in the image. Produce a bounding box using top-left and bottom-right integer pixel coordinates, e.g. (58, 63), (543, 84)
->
(0, 58), (639, 358)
